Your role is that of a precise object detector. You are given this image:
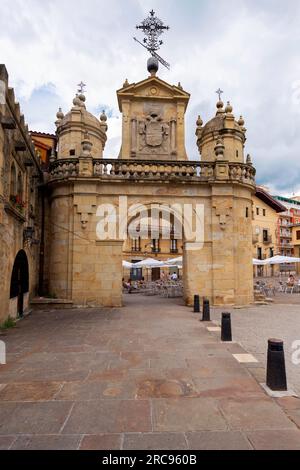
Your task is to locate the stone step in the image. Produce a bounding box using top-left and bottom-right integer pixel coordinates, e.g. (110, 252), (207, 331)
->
(30, 298), (74, 311)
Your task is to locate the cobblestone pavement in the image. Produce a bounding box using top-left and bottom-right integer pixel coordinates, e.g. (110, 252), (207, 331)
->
(0, 295), (300, 450)
(212, 298), (300, 397)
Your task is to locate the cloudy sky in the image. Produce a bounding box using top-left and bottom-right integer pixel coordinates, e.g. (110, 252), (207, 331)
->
(1, 0), (300, 195)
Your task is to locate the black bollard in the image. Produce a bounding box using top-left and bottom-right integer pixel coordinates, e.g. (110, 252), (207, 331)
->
(266, 339), (287, 391)
(202, 299), (211, 322)
(194, 295), (200, 313)
(221, 313), (232, 342)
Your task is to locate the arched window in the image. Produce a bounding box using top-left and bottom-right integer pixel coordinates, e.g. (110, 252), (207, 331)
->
(10, 163), (16, 196)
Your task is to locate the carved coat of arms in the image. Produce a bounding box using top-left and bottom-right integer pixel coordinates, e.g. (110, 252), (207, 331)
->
(138, 113), (170, 152)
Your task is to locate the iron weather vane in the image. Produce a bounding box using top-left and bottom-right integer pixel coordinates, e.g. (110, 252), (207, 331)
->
(133, 10), (170, 70)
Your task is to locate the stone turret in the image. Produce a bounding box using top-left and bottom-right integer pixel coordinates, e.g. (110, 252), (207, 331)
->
(55, 90), (108, 159)
(196, 97), (247, 163)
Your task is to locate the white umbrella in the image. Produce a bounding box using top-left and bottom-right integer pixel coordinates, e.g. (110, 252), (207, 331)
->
(253, 258), (267, 265)
(165, 256), (183, 266)
(122, 261), (133, 269)
(134, 258), (164, 268)
(264, 255), (300, 265)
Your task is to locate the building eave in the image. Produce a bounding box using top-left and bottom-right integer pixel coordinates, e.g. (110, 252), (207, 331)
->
(255, 188), (286, 213)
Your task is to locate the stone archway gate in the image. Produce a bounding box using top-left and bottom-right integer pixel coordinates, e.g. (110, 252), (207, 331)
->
(47, 157), (255, 307)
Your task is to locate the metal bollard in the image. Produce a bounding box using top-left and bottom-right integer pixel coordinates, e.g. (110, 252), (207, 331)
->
(194, 295), (200, 313)
(221, 313), (232, 342)
(266, 339), (287, 391)
(202, 299), (211, 322)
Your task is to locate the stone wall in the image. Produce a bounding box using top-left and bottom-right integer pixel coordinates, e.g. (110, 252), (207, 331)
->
(47, 176), (254, 307)
(0, 64), (42, 323)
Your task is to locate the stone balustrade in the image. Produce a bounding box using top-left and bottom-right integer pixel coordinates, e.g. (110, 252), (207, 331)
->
(48, 158), (256, 185)
(49, 159), (79, 179)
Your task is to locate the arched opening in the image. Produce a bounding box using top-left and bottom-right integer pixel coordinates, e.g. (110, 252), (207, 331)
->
(123, 203), (186, 299)
(10, 250), (29, 318)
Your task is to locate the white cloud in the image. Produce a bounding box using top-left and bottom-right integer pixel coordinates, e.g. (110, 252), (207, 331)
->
(1, 0), (300, 194)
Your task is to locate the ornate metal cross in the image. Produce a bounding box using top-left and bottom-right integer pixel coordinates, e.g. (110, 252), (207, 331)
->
(136, 9), (169, 53)
(77, 81), (86, 94)
(216, 88), (224, 101)
(134, 10), (170, 70)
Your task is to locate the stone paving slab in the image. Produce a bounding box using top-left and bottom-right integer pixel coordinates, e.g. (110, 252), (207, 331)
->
(185, 431), (252, 450)
(152, 397), (227, 432)
(0, 436), (15, 450)
(80, 434), (122, 450)
(123, 433), (188, 450)
(0, 295), (300, 449)
(246, 429), (300, 450)
(62, 400), (152, 434)
(0, 401), (73, 435)
(11, 435), (81, 450)
(287, 410), (300, 428)
(275, 396), (300, 410)
(192, 376), (264, 398)
(218, 397), (296, 431)
(56, 377), (139, 401)
(0, 382), (62, 402)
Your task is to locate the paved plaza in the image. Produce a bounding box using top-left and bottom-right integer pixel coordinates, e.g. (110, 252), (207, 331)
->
(212, 296), (300, 398)
(0, 295), (300, 450)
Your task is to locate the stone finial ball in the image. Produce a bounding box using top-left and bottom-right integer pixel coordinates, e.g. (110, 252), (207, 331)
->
(147, 57), (159, 75)
(196, 115), (203, 127)
(56, 108), (64, 120)
(100, 110), (107, 122)
(73, 95), (81, 107)
(225, 101), (233, 114)
(238, 115), (245, 127)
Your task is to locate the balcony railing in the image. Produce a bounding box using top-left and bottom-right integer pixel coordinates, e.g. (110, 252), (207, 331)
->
(280, 243), (293, 248)
(263, 235), (272, 244)
(49, 158), (256, 185)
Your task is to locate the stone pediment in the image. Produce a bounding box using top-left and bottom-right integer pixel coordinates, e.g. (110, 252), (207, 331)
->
(117, 76), (190, 111)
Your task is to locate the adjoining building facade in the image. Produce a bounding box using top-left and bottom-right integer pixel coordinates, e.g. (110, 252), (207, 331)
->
(291, 224), (300, 275)
(252, 187), (285, 277)
(30, 132), (57, 170)
(273, 195), (300, 257)
(0, 65), (43, 323)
